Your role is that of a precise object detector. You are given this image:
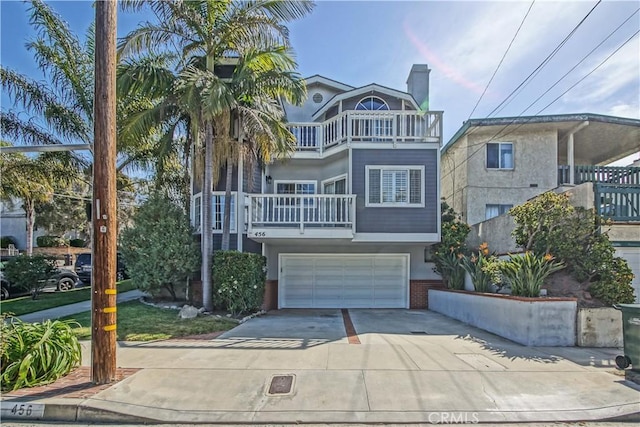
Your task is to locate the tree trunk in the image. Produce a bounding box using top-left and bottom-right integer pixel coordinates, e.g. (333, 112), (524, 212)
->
(25, 200), (35, 256)
(221, 159), (233, 250)
(201, 120), (214, 312)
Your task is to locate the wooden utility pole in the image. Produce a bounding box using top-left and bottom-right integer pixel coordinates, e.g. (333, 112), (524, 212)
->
(92, 0), (117, 385)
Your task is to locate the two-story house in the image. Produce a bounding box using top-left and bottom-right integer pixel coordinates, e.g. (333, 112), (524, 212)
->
(441, 113), (640, 300)
(191, 64), (443, 309)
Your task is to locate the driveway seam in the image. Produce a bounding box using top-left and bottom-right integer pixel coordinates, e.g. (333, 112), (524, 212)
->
(361, 369), (372, 411)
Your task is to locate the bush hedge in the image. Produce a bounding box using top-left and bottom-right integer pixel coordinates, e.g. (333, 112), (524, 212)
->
(69, 238), (85, 248)
(212, 250), (266, 315)
(0, 236), (18, 249)
(36, 235), (67, 247)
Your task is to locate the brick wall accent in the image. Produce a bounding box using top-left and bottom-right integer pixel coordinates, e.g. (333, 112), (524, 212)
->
(410, 280), (445, 309)
(262, 280), (278, 311)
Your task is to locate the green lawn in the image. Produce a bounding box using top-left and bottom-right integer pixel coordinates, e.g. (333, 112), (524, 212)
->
(61, 300), (237, 341)
(1, 279), (137, 316)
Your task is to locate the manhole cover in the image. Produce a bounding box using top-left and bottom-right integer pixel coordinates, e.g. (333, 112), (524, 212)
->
(267, 375), (294, 395)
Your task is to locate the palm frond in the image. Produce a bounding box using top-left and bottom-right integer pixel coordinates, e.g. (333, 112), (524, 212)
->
(1, 112), (67, 146)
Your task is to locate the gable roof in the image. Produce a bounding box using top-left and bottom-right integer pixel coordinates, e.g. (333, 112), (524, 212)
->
(304, 75), (354, 92)
(311, 83), (420, 120)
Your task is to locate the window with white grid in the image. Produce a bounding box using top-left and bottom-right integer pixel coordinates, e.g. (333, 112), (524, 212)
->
(366, 166), (424, 207)
(212, 192), (236, 232)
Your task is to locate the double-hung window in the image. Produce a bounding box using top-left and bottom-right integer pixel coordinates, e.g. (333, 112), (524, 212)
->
(193, 194), (202, 231)
(366, 166), (424, 207)
(486, 142), (514, 169)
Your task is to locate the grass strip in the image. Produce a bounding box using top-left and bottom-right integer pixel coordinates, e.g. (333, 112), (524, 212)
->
(61, 300), (237, 341)
(1, 279), (137, 316)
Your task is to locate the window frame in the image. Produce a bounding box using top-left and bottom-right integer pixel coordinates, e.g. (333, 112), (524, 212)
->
(212, 191), (237, 233)
(321, 174), (348, 194)
(365, 165), (425, 208)
(355, 96), (390, 111)
(485, 203), (513, 220)
(486, 142), (514, 170)
(274, 180), (317, 207)
(192, 193), (202, 232)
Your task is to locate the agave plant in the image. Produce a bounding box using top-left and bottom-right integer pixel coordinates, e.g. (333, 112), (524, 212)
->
(1, 316), (82, 391)
(501, 252), (565, 297)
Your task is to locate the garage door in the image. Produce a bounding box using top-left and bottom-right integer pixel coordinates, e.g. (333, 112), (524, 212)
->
(616, 247), (640, 303)
(279, 254), (408, 308)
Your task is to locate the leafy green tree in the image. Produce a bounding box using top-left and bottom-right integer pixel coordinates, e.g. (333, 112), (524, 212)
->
(509, 191), (635, 304)
(2, 254), (58, 300)
(0, 149), (77, 254)
(120, 194), (201, 301)
(119, 0), (314, 311)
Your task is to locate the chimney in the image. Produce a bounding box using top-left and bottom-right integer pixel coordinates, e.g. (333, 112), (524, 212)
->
(406, 64), (431, 111)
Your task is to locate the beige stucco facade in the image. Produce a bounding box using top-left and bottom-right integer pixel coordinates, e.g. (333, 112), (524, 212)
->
(442, 127), (558, 225)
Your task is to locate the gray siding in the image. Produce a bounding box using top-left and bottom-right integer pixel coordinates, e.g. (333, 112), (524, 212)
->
(266, 152), (349, 193)
(352, 149), (438, 233)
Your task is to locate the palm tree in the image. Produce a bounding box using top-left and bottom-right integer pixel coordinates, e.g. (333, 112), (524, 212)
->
(0, 147), (79, 254)
(119, 0), (313, 311)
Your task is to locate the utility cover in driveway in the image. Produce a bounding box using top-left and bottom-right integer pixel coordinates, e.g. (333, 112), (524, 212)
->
(279, 254), (408, 308)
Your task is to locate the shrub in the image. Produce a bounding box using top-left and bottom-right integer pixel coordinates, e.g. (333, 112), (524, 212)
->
(509, 191), (634, 305)
(460, 243), (503, 292)
(1, 315), (82, 391)
(2, 255), (58, 299)
(69, 238), (85, 248)
(212, 250), (266, 315)
(433, 202), (470, 289)
(501, 252), (565, 297)
(36, 235), (67, 247)
(589, 257), (635, 305)
(0, 236), (18, 249)
(120, 194), (200, 301)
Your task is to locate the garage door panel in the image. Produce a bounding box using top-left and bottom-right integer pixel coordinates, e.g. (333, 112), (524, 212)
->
(280, 254), (408, 308)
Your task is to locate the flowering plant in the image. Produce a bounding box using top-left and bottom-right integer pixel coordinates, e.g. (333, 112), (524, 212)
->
(500, 252), (564, 297)
(212, 251), (266, 315)
(460, 243), (502, 292)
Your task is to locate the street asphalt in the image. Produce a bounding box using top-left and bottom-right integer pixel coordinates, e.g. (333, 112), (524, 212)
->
(2, 308), (639, 424)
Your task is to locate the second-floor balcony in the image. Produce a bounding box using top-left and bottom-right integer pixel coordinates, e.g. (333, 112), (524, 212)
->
(595, 183), (640, 222)
(288, 110), (442, 154)
(558, 164), (640, 186)
(247, 194), (356, 240)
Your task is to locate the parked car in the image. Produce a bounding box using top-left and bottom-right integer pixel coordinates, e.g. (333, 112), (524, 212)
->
(75, 252), (129, 284)
(0, 258), (81, 300)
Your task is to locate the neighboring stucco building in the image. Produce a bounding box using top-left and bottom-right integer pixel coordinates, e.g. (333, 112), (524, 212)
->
(444, 113), (640, 301)
(0, 200), (46, 251)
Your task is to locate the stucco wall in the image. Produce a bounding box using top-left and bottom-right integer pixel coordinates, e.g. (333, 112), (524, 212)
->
(429, 289), (577, 346)
(576, 308), (623, 347)
(441, 135), (469, 219)
(467, 214), (518, 254)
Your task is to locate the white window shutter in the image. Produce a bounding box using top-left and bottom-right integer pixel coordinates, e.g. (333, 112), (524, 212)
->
(369, 168), (381, 204)
(410, 169), (422, 204)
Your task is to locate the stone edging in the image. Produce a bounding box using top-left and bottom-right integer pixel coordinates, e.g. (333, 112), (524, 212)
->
(435, 288), (577, 302)
(137, 296), (266, 324)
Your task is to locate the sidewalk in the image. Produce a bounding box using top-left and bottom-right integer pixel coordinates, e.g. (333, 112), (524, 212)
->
(2, 309), (639, 424)
(16, 289), (145, 323)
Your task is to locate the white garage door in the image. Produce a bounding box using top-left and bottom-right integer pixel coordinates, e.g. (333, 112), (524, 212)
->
(616, 247), (640, 303)
(279, 254), (408, 308)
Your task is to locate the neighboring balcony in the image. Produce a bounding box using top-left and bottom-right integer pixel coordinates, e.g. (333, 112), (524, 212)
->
(557, 165), (640, 222)
(287, 110), (442, 155)
(247, 194), (356, 240)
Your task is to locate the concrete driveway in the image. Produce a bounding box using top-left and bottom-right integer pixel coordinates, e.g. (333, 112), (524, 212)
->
(15, 308), (639, 425)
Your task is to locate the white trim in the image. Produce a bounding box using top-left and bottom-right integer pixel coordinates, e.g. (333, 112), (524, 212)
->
(304, 75), (354, 91)
(355, 95), (390, 111)
(312, 84), (420, 120)
(352, 233), (439, 242)
(192, 192), (202, 233)
(351, 142), (440, 150)
(273, 180), (317, 194)
(321, 174), (348, 194)
(278, 253), (410, 309)
(485, 141), (515, 170)
(365, 165), (425, 207)
(211, 191), (237, 234)
(237, 155), (244, 251)
(248, 227), (354, 241)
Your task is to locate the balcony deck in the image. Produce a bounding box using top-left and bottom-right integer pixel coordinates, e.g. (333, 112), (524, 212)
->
(288, 110), (442, 155)
(247, 194), (356, 240)
(558, 165), (640, 186)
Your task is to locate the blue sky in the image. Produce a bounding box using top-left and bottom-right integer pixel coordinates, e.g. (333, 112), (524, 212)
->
(1, 0), (639, 161)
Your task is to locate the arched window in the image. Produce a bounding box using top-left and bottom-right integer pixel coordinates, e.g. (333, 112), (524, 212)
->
(356, 96), (389, 111)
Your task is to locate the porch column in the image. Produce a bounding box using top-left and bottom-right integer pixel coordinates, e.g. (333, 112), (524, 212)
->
(568, 133), (575, 185)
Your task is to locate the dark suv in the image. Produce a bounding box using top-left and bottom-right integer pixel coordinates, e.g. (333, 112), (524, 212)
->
(75, 252), (129, 284)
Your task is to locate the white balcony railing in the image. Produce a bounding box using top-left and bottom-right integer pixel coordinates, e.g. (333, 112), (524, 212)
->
(248, 194), (356, 234)
(288, 110), (442, 153)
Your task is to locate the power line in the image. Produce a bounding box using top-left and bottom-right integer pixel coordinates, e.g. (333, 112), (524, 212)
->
(487, 0), (602, 118)
(442, 25), (640, 181)
(467, 0), (536, 120)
